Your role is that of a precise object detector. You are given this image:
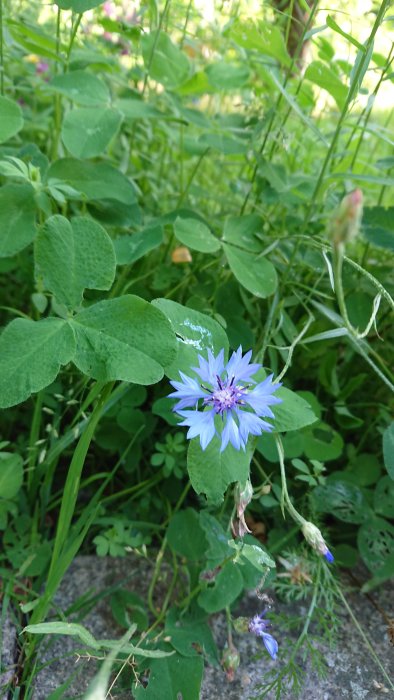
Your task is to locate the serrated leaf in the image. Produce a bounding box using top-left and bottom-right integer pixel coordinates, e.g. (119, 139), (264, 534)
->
(151, 299), (229, 379)
(0, 452), (23, 499)
(70, 296), (176, 385)
(0, 96), (24, 143)
(187, 436), (251, 504)
(0, 183), (37, 257)
(174, 217), (220, 253)
(0, 318), (76, 408)
(223, 243), (277, 298)
(62, 108), (123, 158)
(35, 215), (116, 309)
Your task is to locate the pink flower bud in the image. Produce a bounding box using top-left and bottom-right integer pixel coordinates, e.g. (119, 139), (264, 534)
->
(330, 189), (363, 246)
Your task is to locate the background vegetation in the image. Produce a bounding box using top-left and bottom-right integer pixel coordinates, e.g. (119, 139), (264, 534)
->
(0, 0), (393, 697)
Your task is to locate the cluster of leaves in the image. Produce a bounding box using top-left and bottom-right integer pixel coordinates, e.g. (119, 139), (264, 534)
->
(0, 0), (393, 697)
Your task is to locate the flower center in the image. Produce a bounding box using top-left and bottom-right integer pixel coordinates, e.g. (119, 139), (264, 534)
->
(204, 378), (245, 414)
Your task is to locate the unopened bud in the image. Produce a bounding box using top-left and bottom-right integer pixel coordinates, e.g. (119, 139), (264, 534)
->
(301, 521), (334, 563)
(233, 616), (250, 634)
(330, 189), (363, 247)
(221, 642), (240, 682)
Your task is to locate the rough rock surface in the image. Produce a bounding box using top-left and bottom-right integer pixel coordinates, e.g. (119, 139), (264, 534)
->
(1, 556), (393, 699)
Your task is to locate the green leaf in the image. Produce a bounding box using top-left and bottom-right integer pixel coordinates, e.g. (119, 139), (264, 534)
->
(205, 61), (250, 90)
(0, 96), (24, 143)
(271, 388), (318, 432)
(187, 436), (251, 504)
(199, 511), (231, 562)
(313, 478), (371, 523)
(198, 132), (247, 155)
(165, 609), (219, 665)
(0, 184), (37, 257)
(223, 215), (263, 252)
(62, 108), (123, 158)
(174, 217), (221, 253)
(83, 628), (137, 700)
(167, 509), (207, 561)
(141, 32), (190, 88)
(229, 21), (291, 67)
(56, 0), (105, 10)
(362, 206), (394, 251)
(383, 422), (394, 479)
(114, 226), (163, 265)
(116, 98), (164, 120)
(304, 61), (348, 109)
(374, 476), (394, 518)
(326, 15), (364, 51)
(357, 517), (394, 572)
(151, 299), (229, 379)
(47, 158), (137, 205)
(35, 215), (116, 309)
(23, 621), (99, 649)
(70, 295), (177, 385)
(0, 318), (76, 409)
(303, 421), (343, 460)
(48, 70), (110, 106)
(223, 243), (277, 298)
(348, 40), (374, 103)
(228, 540), (275, 570)
(0, 452), (23, 499)
(198, 561), (243, 612)
(133, 654), (203, 700)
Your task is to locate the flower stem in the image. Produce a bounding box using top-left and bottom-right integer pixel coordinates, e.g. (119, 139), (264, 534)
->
(275, 434), (306, 528)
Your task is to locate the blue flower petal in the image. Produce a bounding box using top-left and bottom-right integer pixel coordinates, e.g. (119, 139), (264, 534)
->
(225, 346), (261, 383)
(261, 632), (278, 660)
(237, 410), (272, 444)
(324, 548), (334, 564)
(244, 375), (282, 415)
(177, 409), (216, 450)
(220, 413), (242, 452)
(193, 348), (224, 385)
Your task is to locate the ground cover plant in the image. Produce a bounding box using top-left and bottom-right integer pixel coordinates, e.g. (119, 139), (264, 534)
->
(0, 0), (393, 697)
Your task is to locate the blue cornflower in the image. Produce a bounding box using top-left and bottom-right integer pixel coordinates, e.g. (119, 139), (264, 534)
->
(249, 611), (278, 660)
(169, 347), (282, 452)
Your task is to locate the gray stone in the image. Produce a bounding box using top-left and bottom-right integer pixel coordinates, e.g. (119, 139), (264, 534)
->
(0, 611), (18, 699)
(2, 556), (393, 699)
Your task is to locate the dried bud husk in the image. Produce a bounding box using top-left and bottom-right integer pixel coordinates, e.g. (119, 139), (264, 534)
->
(232, 479), (254, 537)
